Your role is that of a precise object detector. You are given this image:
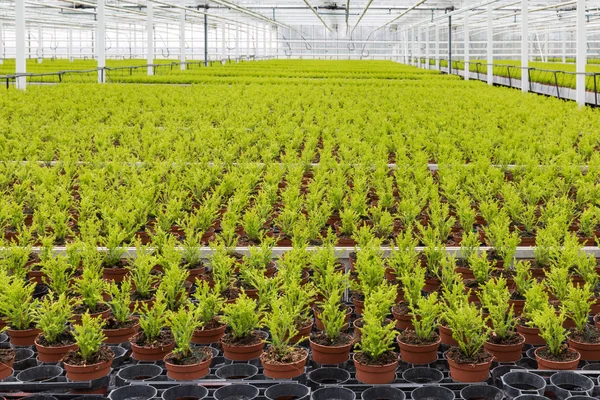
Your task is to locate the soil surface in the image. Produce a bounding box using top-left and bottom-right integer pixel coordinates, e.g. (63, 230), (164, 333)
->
(131, 291), (155, 301)
(102, 259), (130, 269)
(62, 346), (114, 366)
(354, 351), (398, 366)
(197, 318), (224, 331)
(181, 260), (204, 270)
(221, 330), (266, 346)
(104, 317), (137, 330)
(73, 302), (109, 315)
(570, 325), (600, 344)
(164, 347), (212, 366)
(392, 302), (411, 316)
(510, 292), (526, 300)
(399, 330), (439, 345)
(537, 345), (580, 362)
(311, 332), (354, 347)
(133, 330), (175, 348)
(37, 331), (76, 347)
(0, 348), (15, 364)
(487, 331), (525, 345)
(447, 348), (493, 364)
(261, 346), (307, 364)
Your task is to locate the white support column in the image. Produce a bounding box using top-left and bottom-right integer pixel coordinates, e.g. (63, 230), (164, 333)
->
(0, 23), (4, 65)
(562, 31), (567, 63)
(408, 28), (412, 64)
(403, 30), (408, 64)
(15, 0), (26, 90)
(116, 23), (119, 59)
(576, 0), (586, 106)
(263, 27), (267, 58)
(179, 1), (186, 70)
(487, 4), (493, 85)
(269, 27), (272, 58)
(37, 25), (42, 63)
(221, 22), (226, 61)
(545, 28), (549, 61)
(464, 13), (469, 80)
(97, 0), (105, 83)
(68, 28), (73, 61)
(425, 25), (430, 69)
(246, 26), (250, 59)
(435, 24), (439, 69)
(147, 2), (153, 76)
(521, 0), (529, 92)
(235, 23), (239, 61)
(417, 26), (421, 68)
(255, 26), (259, 58)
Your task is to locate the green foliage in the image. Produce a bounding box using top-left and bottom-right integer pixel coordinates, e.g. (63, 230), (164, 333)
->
(34, 293), (75, 344)
(400, 266), (426, 308)
(522, 281), (550, 321)
(128, 247), (157, 299)
(355, 300), (396, 361)
(74, 266), (105, 312)
(42, 255), (76, 297)
(318, 287), (347, 341)
(262, 297), (299, 358)
(446, 303), (489, 359)
(532, 307), (568, 356)
(514, 260), (533, 296)
(411, 292), (441, 340)
(137, 292), (168, 343)
(562, 284), (594, 332)
(545, 266), (572, 303)
(221, 293), (261, 340)
(72, 313), (106, 362)
(106, 280), (133, 324)
(468, 251), (491, 285)
(480, 278), (515, 339)
(193, 280), (224, 325)
(158, 264), (189, 311)
(0, 277), (37, 330)
(167, 305), (201, 358)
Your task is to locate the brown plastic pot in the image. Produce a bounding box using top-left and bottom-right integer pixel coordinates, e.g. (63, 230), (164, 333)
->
(185, 266), (206, 284)
(392, 309), (414, 330)
(309, 337), (353, 365)
(447, 353), (494, 382)
(7, 328), (41, 346)
(288, 319), (314, 343)
(568, 337), (600, 361)
(102, 318), (140, 344)
(516, 323), (545, 345)
(102, 267), (128, 282)
(260, 348), (308, 379)
(72, 308), (110, 326)
(0, 350), (15, 380)
(191, 323), (227, 344)
(438, 324), (458, 346)
(221, 331), (267, 361)
(351, 296), (364, 316)
(397, 334), (440, 365)
(314, 307), (351, 331)
(64, 354), (113, 381)
(35, 337), (78, 363)
(483, 334), (525, 363)
(164, 351), (212, 380)
(509, 299), (525, 316)
(353, 353), (398, 384)
(534, 347), (580, 370)
(423, 278), (441, 293)
(129, 333), (175, 362)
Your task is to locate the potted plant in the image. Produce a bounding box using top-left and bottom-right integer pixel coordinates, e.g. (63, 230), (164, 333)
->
(0, 346), (15, 380)
(564, 284), (600, 360)
(510, 260), (533, 316)
(309, 287), (354, 365)
(72, 265), (110, 324)
(353, 300), (398, 384)
(392, 266), (425, 330)
(481, 278), (525, 362)
(281, 281), (314, 342)
(103, 280), (140, 344)
(191, 280), (225, 344)
(445, 303), (493, 382)
(101, 225), (129, 282)
(533, 307), (581, 370)
(0, 277), (40, 346)
(33, 293), (78, 362)
(397, 292), (441, 364)
(41, 254), (76, 297)
(164, 304), (213, 380)
(260, 297), (308, 378)
(127, 248), (158, 310)
(62, 313), (114, 381)
(129, 292), (175, 361)
(220, 293), (266, 361)
(516, 281), (550, 345)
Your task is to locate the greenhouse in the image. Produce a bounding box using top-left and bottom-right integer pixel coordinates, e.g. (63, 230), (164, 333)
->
(1, 0), (600, 399)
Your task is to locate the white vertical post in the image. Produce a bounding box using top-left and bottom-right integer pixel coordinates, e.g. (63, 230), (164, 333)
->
(562, 31), (567, 63)
(221, 22), (226, 61)
(576, 0), (586, 106)
(417, 26), (421, 67)
(487, 4), (493, 85)
(246, 26), (250, 59)
(425, 25), (430, 69)
(408, 28), (412, 64)
(68, 28), (73, 61)
(147, 2), (153, 75)
(37, 25), (42, 63)
(235, 23), (240, 61)
(180, 1), (186, 70)
(545, 28), (549, 61)
(97, 0), (105, 83)
(255, 26), (259, 58)
(263, 27), (267, 58)
(464, 13), (470, 80)
(116, 23), (119, 58)
(435, 24), (439, 69)
(16, 0), (26, 90)
(269, 26), (272, 58)
(0, 23), (4, 65)
(521, 0), (528, 92)
(403, 30), (408, 63)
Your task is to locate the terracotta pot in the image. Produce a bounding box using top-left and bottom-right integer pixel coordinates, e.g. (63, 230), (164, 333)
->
(28, 270), (45, 285)
(352, 296), (364, 316)
(64, 355), (113, 381)
(353, 353), (398, 384)
(221, 331), (267, 361)
(385, 267), (397, 282)
(244, 288), (259, 300)
(594, 314), (600, 329)
(309, 337), (353, 365)
(185, 266), (206, 284)
(260, 348), (308, 379)
(483, 334), (525, 363)
(288, 320), (314, 343)
(423, 278), (441, 293)
(192, 323), (227, 344)
(102, 267), (128, 282)
(568, 337), (600, 361)
(392, 309), (414, 330)
(516, 323), (545, 345)
(534, 347), (580, 370)
(102, 318), (140, 344)
(397, 335), (440, 365)
(72, 308), (110, 326)
(314, 307), (351, 331)
(129, 333), (175, 362)
(129, 297), (155, 312)
(0, 351), (15, 380)
(35, 337), (78, 363)
(7, 328), (41, 346)
(456, 266), (474, 280)
(447, 353), (494, 382)
(509, 299), (525, 316)
(591, 298), (600, 315)
(164, 351), (212, 380)
(438, 324), (458, 346)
